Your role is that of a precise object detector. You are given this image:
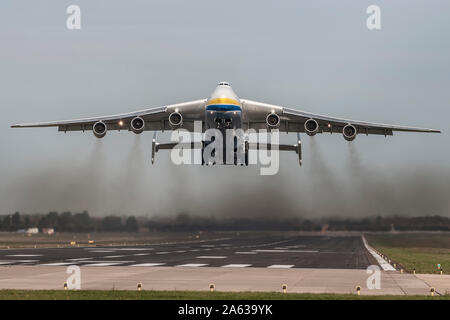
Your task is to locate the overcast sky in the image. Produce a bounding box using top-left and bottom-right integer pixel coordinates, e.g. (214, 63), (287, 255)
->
(0, 1), (449, 218)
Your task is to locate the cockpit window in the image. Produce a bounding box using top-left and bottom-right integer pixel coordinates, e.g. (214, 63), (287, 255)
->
(218, 82), (230, 86)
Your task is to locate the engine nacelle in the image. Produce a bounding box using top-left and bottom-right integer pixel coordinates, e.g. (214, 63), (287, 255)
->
(169, 112), (183, 129)
(304, 118), (319, 136)
(93, 121), (107, 138)
(343, 124), (357, 141)
(266, 113), (280, 129)
(131, 116), (145, 134)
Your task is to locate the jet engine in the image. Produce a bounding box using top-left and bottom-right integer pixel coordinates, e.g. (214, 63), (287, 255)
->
(266, 113), (280, 128)
(343, 124), (357, 141)
(93, 121), (107, 138)
(169, 112), (183, 129)
(304, 118), (319, 136)
(131, 116), (145, 134)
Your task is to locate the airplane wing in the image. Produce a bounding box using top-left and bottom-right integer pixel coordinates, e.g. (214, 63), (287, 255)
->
(241, 99), (441, 136)
(11, 99), (206, 132)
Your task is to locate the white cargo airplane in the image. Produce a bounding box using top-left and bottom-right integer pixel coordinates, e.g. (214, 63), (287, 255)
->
(11, 82), (440, 165)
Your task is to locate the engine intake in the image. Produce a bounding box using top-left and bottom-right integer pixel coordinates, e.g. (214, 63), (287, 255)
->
(169, 112), (183, 129)
(343, 124), (357, 141)
(266, 113), (280, 128)
(131, 116), (145, 134)
(304, 118), (319, 136)
(93, 121), (107, 138)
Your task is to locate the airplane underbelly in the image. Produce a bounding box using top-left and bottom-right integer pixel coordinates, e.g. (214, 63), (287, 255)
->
(205, 108), (242, 130)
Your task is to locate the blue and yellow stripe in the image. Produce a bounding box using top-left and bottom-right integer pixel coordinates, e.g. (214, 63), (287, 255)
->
(206, 98), (241, 111)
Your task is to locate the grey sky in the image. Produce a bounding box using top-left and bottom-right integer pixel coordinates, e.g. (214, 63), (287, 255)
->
(0, 1), (449, 218)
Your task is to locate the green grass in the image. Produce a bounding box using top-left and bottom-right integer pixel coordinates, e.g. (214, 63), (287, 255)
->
(0, 290), (448, 300)
(366, 233), (450, 274)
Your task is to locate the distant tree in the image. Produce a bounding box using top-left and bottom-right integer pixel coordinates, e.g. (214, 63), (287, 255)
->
(58, 211), (74, 231)
(39, 211), (59, 229)
(73, 211), (92, 231)
(12, 212), (21, 228)
(2, 216), (12, 230)
(125, 216), (139, 232)
(102, 216), (123, 232)
(24, 216), (30, 228)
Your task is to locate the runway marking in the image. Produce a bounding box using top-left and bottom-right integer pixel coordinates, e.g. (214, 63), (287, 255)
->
(0, 262), (16, 265)
(7, 254), (42, 257)
(267, 264), (294, 269)
(133, 253), (150, 256)
(103, 255), (126, 258)
(6, 260), (40, 263)
(40, 262), (76, 266)
(175, 250), (187, 253)
(84, 262), (125, 267)
(201, 245), (215, 247)
(79, 260), (135, 263)
(190, 249), (201, 252)
(222, 264), (251, 268)
(176, 264), (208, 267)
(235, 252), (257, 255)
(254, 249), (319, 253)
(87, 250), (115, 253)
(67, 258), (93, 261)
(196, 256), (227, 259)
(109, 248), (153, 251)
(130, 263), (166, 267)
(156, 252), (169, 255)
(361, 235), (396, 271)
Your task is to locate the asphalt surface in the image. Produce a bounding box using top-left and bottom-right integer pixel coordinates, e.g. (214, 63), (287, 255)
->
(0, 234), (373, 269)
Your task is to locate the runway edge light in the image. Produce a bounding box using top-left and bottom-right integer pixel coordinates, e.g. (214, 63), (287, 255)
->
(356, 285), (361, 295)
(282, 284), (287, 294)
(430, 287), (435, 296)
(209, 283), (215, 292)
(137, 283), (142, 291)
(64, 282), (68, 290)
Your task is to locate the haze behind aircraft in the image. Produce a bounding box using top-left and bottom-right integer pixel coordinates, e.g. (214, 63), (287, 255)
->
(11, 82), (441, 165)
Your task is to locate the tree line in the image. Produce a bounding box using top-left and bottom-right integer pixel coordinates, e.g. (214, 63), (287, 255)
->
(0, 211), (138, 232)
(0, 211), (449, 233)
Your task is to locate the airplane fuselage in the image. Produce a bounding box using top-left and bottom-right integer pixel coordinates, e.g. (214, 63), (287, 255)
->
(205, 82), (242, 132)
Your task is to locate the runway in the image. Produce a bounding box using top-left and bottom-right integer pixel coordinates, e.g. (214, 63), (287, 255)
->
(1, 233), (448, 295)
(0, 234), (373, 269)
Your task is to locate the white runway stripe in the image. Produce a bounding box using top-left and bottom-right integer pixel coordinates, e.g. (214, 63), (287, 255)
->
(222, 264), (251, 268)
(88, 250), (115, 253)
(7, 254), (42, 257)
(0, 261), (15, 265)
(84, 262), (124, 266)
(156, 252), (169, 254)
(79, 260), (135, 263)
(133, 253), (150, 256)
(67, 258), (93, 261)
(196, 256), (227, 259)
(176, 264), (208, 267)
(103, 255), (126, 258)
(40, 262), (76, 266)
(254, 249), (318, 253)
(235, 252), (257, 255)
(109, 248), (153, 251)
(130, 263), (166, 267)
(267, 264), (294, 269)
